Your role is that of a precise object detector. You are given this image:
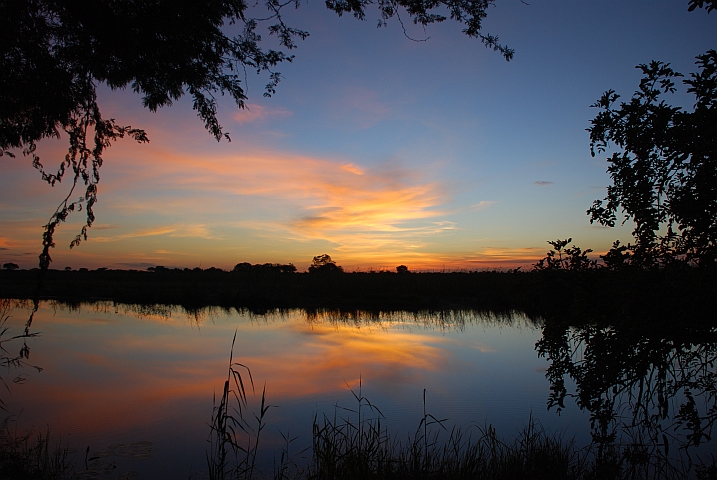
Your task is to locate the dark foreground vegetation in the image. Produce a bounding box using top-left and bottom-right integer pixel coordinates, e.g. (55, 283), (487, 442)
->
(1, 264), (716, 329)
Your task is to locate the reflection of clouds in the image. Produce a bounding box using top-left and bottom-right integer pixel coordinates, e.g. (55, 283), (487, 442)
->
(472, 342), (497, 353)
(11, 305), (453, 440)
(238, 321), (447, 398)
(9, 304), (537, 453)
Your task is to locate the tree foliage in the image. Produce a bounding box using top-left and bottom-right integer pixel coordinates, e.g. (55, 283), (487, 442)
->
(688, 0), (717, 12)
(533, 238), (596, 272)
(233, 262), (296, 273)
(587, 50), (717, 267)
(0, 0), (512, 269)
(308, 254), (343, 274)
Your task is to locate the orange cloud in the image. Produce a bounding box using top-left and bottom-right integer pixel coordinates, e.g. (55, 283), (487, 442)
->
(100, 143), (453, 263)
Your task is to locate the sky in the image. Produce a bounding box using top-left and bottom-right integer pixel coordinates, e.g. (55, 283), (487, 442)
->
(1, 0), (716, 272)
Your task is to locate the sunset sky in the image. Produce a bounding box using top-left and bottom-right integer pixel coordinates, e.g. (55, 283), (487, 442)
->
(1, 1), (715, 271)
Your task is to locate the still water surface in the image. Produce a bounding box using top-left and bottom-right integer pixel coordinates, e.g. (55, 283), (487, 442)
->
(1, 301), (713, 478)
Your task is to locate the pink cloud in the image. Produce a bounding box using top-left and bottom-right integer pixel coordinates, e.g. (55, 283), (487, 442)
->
(234, 104), (293, 124)
(330, 86), (391, 129)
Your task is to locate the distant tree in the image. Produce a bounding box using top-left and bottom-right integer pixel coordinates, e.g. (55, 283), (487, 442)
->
(588, 50), (717, 267)
(64, 266), (71, 271)
(0, 0), (514, 270)
(308, 254), (344, 274)
(277, 263), (297, 274)
(396, 265), (410, 274)
(233, 262), (296, 273)
(2, 262), (19, 271)
(233, 262), (253, 273)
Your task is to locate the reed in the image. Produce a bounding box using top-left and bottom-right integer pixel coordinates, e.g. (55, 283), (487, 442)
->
(0, 417), (70, 480)
(207, 330), (273, 480)
(205, 346), (716, 480)
(309, 390), (582, 480)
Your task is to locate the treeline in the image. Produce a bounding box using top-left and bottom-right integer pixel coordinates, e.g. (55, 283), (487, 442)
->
(1, 265), (715, 328)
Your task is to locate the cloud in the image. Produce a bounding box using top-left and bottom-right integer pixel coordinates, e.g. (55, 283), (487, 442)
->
(341, 163), (364, 175)
(446, 247), (546, 269)
(234, 104), (292, 124)
(92, 224), (219, 243)
(470, 201), (496, 211)
(476, 247), (541, 260)
(91, 224), (117, 231)
(533, 181), (554, 186)
(330, 86), (391, 129)
(104, 145), (452, 260)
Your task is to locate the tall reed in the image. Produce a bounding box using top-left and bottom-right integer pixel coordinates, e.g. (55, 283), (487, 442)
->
(207, 339), (717, 480)
(0, 418), (70, 480)
(207, 330), (273, 480)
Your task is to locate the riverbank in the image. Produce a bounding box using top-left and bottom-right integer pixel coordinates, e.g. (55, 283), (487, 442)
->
(1, 268), (715, 326)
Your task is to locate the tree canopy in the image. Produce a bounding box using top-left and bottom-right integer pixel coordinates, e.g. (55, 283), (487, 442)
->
(308, 254), (343, 273)
(0, 0), (512, 269)
(588, 50), (717, 267)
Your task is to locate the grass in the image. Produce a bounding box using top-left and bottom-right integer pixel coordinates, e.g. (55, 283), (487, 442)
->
(0, 417), (70, 480)
(307, 384), (585, 480)
(1, 364), (715, 480)
(204, 338), (717, 480)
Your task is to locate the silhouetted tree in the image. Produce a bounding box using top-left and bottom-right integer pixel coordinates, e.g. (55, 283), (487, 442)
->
(533, 238), (596, 272)
(233, 262), (253, 273)
(233, 262), (296, 273)
(308, 254), (343, 274)
(588, 50), (717, 267)
(2, 263), (19, 271)
(688, 0), (716, 12)
(0, 0), (513, 269)
(396, 265), (410, 274)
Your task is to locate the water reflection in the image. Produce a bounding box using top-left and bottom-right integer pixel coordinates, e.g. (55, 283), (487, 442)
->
(0, 302), (556, 478)
(0, 299), (42, 407)
(537, 319), (717, 476)
(2, 300), (715, 477)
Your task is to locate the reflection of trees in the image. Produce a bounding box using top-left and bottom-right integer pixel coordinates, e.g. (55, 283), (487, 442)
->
(302, 308), (533, 331)
(0, 299), (41, 409)
(537, 319), (717, 474)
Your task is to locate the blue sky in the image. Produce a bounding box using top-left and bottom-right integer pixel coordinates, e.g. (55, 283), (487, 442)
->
(1, 0), (715, 271)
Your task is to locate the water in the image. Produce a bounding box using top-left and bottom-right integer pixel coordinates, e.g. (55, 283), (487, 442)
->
(0, 300), (715, 478)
